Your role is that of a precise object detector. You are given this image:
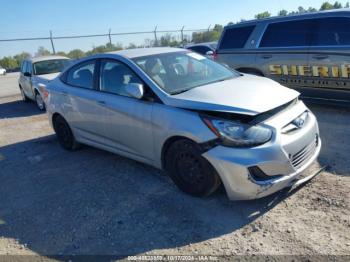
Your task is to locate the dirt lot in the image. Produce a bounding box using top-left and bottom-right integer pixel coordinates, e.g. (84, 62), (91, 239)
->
(0, 73), (349, 260)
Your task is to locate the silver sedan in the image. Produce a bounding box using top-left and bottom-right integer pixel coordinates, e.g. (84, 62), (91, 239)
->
(45, 47), (321, 200)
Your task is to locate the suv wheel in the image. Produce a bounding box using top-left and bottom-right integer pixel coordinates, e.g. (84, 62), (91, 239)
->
(35, 92), (45, 111)
(53, 115), (79, 151)
(165, 139), (221, 197)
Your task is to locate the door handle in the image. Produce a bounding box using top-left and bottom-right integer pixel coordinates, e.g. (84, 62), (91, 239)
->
(97, 100), (106, 105)
(261, 54), (272, 59)
(61, 91), (68, 96)
(312, 55), (329, 60)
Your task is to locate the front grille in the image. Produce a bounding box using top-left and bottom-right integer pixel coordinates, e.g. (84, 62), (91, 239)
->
(291, 135), (319, 169)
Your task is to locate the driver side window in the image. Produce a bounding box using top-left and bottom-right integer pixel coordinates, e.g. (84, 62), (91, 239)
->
(100, 60), (143, 97)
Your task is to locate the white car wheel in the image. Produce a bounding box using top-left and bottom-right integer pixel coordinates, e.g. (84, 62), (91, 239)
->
(35, 92), (45, 111)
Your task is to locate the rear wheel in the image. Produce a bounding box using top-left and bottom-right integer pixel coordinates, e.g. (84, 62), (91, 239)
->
(20, 87), (29, 102)
(35, 91), (45, 111)
(165, 139), (221, 197)
(53, 115), (79, 151)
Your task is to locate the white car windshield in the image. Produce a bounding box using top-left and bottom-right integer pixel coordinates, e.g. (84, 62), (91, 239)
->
(133, 51), (240, 95)
(33, 59), (70, 75)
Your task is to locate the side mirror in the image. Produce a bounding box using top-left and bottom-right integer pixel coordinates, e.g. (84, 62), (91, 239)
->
(125, 83), (144, 99)
(24, 72), (32, 77)
(206, 51), (214, 56)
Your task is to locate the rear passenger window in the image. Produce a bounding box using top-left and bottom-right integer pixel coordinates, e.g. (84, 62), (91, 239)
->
(311, 17), (350, 46)
(66, 61), (95, 89)
(260, 19), (313, 47)
(219, 26), (255, 49)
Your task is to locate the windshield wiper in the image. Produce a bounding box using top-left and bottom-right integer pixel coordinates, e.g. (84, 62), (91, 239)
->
(170, 89), (191, 95)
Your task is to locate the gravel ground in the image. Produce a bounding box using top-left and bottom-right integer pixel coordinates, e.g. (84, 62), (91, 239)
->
(0, 73), (349, 260)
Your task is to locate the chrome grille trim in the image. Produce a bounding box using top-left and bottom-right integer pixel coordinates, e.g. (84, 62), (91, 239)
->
(291, 135), (318, 169)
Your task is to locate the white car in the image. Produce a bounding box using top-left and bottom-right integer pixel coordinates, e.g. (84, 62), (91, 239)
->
(0, 66), (6, 75)
(18, 56), (70, 110)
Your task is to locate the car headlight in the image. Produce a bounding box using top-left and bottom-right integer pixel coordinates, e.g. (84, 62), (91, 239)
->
(202, 117), (273, 147)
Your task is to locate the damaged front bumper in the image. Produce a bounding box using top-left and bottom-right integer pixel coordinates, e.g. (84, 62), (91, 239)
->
(202, 103), (322, 201)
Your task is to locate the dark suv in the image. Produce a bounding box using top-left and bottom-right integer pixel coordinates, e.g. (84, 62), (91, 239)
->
(216, 9), (350, 104)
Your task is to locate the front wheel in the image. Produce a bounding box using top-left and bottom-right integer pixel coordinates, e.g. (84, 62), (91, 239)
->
(165, 139), (221, 197)
(53, 115), (79, 151)
(35, 92), (45, 111)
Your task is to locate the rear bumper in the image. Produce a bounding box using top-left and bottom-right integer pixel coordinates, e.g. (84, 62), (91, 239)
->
(203, 102), (322, 201)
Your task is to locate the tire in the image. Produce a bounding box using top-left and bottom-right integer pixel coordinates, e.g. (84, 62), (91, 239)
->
(35, 91), (45, 111)
(53, 115), (79, 151)
(20, 87), (30, 102)
(165, 139), (221, 197)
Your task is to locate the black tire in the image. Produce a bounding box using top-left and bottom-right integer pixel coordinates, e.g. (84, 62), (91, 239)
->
(165, 139), (221, 197)
(53, 115), (79, 151)
(35, 91), (45, 111)
(20, 87), (30, 102)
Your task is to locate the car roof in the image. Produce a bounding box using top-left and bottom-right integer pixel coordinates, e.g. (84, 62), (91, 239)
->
(225, 9), (350, 28)
(108, 47), (185, 58)
(27, 55), (70, 63)
(185, 42), (217, 48)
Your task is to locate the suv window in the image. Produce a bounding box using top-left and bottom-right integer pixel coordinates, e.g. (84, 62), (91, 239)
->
(100, 60), (143, 97)
(219, 26), (255, 49)
(260, 19), (313, 47)
(311, 17), (350, 46)
(188, 46), (211, 55)
(67, 61), (95, 89)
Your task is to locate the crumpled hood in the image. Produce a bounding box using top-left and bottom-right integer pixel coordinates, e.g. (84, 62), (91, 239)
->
(33, 72), (60, 85)
(163, 74), (299, 115)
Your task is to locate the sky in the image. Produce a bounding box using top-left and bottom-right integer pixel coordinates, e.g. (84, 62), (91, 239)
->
(0, 0), (347, 58)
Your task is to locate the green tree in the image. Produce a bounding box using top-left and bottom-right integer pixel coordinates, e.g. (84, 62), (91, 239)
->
(0, 56), (18, 69)
(333, 1), (343, 8)
(278, 9), (288, 16)
(35, 46), (51, 57)
(320, 2), (334, 10)
(191, 24), (223, 43)
(346, 2), (349, 8)
(307, 7), (318, 12)
(298, 6), (306, 13)
(13, 52), (31, 65)
(67, 49), (85, 59)
(56, 51), (68, 57)
(255, 11), (271, 19)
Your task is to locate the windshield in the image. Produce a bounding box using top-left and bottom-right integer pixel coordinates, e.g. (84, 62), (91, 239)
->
(132, 51), (240, 95)
(33, 59), (70, 75)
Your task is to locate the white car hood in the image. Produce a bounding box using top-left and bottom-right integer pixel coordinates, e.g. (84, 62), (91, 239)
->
(33, 72), (60, 84)
(164, 74), (299, 115)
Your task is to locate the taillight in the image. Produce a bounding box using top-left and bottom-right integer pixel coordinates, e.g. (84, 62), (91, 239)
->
(212, 51), (218, 60)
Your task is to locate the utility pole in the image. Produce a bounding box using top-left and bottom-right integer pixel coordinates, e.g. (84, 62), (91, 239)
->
(154, 26), (158, 47)
(50, 30), (56, 54)
(108, 28), (112, 45)
(180, 26), (185, 45)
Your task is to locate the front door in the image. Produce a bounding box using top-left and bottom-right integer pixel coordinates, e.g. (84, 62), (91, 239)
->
(97, 59), (154, 163)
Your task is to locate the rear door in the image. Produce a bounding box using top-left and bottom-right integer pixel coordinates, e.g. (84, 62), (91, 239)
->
(60, 59), (107, 143)
(256, 19), (312, 89)
(307, 16), (350, 102)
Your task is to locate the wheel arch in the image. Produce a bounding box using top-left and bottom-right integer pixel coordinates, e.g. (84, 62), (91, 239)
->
(161, 136), (197, 170)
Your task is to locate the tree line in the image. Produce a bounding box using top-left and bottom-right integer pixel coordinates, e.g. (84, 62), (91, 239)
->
(1, 1), (349, 70)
